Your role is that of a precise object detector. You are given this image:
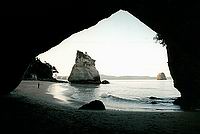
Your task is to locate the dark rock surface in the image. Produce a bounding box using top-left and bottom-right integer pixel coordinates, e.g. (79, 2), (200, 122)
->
(23, 58), (58, 81)
(173, 97), (200, 110)
(149, 97), (163, 100)
(101, 80), (110, 84)
(79, 100), (106, 110)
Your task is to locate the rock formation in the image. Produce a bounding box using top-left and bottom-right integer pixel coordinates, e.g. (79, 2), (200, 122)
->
(156, 72), (167, 80)
(23, 58), (58, 81)
(78, 100), (106, 110)
(1, 2), (200, 109)
(68, 50), (101, 84)
(101, 80), (110, 84)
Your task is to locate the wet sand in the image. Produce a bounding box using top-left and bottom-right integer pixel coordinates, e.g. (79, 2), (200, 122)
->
(1, 80), (200, 134)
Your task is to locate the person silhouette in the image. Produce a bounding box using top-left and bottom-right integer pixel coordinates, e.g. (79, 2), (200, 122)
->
(37, 83), (40, 88)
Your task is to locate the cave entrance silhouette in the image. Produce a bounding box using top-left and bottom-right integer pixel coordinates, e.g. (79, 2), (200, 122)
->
(1, 2), (200, 109)
(34, 10), (181, 111)
(1, 3), (200, 133)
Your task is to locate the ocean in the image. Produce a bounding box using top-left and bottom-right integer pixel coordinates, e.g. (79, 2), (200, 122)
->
(47, 80), (181, 112)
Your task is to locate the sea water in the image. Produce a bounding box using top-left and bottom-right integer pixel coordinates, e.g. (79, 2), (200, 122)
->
(47, 80), (181, 112)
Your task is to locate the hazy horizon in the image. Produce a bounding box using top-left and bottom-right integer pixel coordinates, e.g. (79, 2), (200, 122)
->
(56, 74), (171, 78)
(38, 10), (171, 77)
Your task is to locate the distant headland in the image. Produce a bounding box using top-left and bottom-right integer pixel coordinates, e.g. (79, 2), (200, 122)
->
(100, 74), (171, 80)
(57, 74), (171, 81)
(23, 58), (67, 83)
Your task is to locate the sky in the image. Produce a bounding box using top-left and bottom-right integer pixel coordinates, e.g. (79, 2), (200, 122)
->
(37, 10), (171, 77)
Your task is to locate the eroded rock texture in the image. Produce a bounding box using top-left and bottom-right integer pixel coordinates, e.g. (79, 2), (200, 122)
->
(68, 51), (101, 84)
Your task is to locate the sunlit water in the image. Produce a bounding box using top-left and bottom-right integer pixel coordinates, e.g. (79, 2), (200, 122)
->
(47, 80), (181, 112)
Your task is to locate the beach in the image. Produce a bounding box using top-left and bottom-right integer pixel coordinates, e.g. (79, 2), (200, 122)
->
(1, 80), (200, 134)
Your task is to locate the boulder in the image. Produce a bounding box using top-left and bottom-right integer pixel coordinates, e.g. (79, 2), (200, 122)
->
(101, 80), (110, 84)
(78, 100), (106, 110)
(68, 50), (101, 84)
(151, 101), (158, 104)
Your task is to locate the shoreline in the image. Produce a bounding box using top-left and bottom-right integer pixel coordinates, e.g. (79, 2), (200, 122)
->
(47, 79), (181, 112)
(1, 80), (200, 133)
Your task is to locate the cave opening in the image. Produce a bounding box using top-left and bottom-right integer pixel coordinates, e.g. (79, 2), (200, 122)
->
(1, 2), (200, 133)
(19, 10), (181, 112)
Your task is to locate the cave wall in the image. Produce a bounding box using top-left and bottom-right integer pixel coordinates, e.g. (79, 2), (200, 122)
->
(1, 1), (200, 105)
(0, 6), (119, 94)
(166, 37), (200, 106)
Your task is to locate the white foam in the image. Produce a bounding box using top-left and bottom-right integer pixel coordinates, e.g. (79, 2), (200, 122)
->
(100, 93), (109, 98)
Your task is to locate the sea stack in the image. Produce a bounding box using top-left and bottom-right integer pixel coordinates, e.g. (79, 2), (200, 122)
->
(68, 50), (101, 84)
(157, 72), (167, 80)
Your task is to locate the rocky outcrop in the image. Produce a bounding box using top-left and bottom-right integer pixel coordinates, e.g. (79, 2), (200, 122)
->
(101, 80), (110, 84)
(23, 58), (58, 81)
(78, 100), (106, 110)
(68, 50), (101, 84)
(156, 72), (167, 80)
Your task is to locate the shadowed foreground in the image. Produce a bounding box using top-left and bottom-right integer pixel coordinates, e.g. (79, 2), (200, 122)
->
(1, 81), (200, 134)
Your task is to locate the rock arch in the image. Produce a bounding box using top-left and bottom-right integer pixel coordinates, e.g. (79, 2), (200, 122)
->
(1, 1), (200, 107)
